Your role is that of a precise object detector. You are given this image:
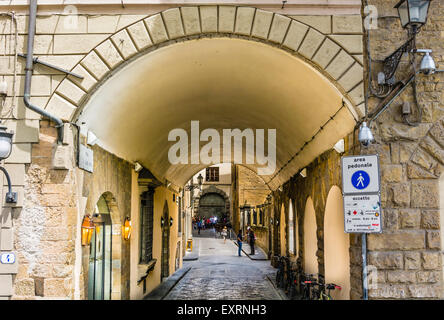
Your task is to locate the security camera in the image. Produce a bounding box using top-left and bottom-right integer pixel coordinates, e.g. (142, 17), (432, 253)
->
(414, 49), (436, 75)
(358, 122), (375, 147)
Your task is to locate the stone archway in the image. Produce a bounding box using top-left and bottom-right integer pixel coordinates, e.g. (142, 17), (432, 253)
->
(195, 185), (230, 221)
(46, 5), (364, 124)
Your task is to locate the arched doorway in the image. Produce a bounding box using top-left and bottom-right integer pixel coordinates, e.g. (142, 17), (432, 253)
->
(198, 193), (226, 221)
(280, 204), (287, 256)
(88, 195), (112, 300)
(161, 200), (170, 281)
(324, 186), (350, 300)
(303, 198), (318, 275)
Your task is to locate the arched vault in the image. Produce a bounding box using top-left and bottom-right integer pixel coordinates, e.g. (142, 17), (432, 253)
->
(45, 6), (363, 190)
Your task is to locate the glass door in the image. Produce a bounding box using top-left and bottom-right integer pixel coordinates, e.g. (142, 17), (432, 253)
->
(88, 214), (112, 300)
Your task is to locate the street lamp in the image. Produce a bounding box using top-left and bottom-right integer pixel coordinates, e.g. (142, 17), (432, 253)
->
(395, 0), (431, 32)
(122, 217), (132, 241)
(197, 173), (203, 188)
(81, 214), (95, 246)
(0, 124), (17, 204)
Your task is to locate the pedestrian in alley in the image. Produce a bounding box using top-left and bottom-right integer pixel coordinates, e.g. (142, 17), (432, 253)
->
(222, 226), (228, 243)
(249, 228), (256, 255)
(197, 220), (202, 235)
(237, 230), (243, 256)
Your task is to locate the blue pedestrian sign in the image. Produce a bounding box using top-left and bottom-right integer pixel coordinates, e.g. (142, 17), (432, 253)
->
(351, 170), (370, 190)
(341, 155), (380, 194)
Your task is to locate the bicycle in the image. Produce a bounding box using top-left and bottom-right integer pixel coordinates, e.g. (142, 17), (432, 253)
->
(275, 256), (285, 288)
(300, 273), (317, 300)
(317, 283), (342, 300)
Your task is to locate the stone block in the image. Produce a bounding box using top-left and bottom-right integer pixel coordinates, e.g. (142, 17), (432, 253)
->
(111, 29), (138, 60)
(381, 164), (403, 183)
(332, 15), (363, 34)
(0, 275), (13, 295)
(1, 208), (12, 228)
(9, 96), (44, 120)
(330, 35), (363, 54)
(0, 228), (13, 251)
(298, 28), (325, 59)
(368, 251), (403, 269)
(45, 94), (77, 122)
(387, 271), (416, 283)
(87, 15), (119, 33)
(69, 64), (97, 92)
(391, 182), (410, 207)
(218, 6), (236, 33)
(369, 284), (408, 299)
(348, 83), (365, 106)
(417, 271), (441, 284)
(291, 15), (331, 34)
(283, 20), (308, 51)
(404, 251), (421, 270)
(235, 7), (255, 36)
(5, 143), (31, 164)
(428, 121), (444, 147)
(56, 79), (86, 106)
(420, 136), (444, 164)
(44, 278), (69, 297)
(312, 38), (340, 68)
(325, 50), (355, 80)
(408, 285), (441, 298)
(144, 14), (169, 44)
(367, 231), (424, 251)
(53, 34), (108, 54)
(3, 120), (39, 144)
(162, 8), (185, 39)
(181, 7), (200, 36)
(268, 14), (290, 44)
(421, 210), (440, 229)
(52, 145), (73, 170)
(426, 231), (441, 250)
(14, 278), (34, 297)
(80, 51), (110, 80)
(95, 40), (124, 69)
(251, 10), (273, 40)
(127, 21), (153, 51)
(116, 15), (148, 30)
(411, 180), (439, 208)
(399, 210), (420, 229)
(200, 6), (218, 33)
(338, 63), (363, 92)
(407, 163), (437, 179)
(422, 252), (440, 270)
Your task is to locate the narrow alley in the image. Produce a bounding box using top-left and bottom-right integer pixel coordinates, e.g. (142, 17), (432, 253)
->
(164, 229), (282, 300)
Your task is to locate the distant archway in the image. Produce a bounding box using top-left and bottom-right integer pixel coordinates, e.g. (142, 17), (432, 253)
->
(324, 186), (350, 300)
(288, 200), (295, 255)
(303, 197), (318, 275)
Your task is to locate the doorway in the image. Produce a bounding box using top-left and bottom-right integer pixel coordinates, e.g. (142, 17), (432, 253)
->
(88, 196), (112, 300)
(161, 201), (170, 281)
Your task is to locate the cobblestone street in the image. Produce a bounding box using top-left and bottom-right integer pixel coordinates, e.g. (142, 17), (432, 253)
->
(164, 229), (282, 300)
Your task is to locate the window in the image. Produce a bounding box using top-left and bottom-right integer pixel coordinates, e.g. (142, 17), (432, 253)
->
(140, 189), (154, 264)
(206, 167), (219, 182)
(253, 209), (257, 225)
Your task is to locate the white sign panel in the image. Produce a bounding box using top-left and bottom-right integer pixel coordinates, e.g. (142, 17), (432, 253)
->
(342, 155), (380, 194)
(1, 253), (15, 264)
(79, 144), (94, 173)
(343, 194), (382, 233)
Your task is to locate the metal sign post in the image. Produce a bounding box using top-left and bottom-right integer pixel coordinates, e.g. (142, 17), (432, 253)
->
(341, 154), (382, 301)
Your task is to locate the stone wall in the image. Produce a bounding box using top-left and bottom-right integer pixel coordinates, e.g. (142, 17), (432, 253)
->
(363, 0), (444, 299)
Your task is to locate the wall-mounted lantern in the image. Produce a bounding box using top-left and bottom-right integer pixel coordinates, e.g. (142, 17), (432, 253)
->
(275, 219), (279, 226)
(197, 173), (203, 187)
(161, 217), (165, 227)
(395, 0), (431, 31)
(81, 214), (95, 246)
(123, 217), (132, 241)
(170, 217), (173, 227)
(0, 124), (17, 204)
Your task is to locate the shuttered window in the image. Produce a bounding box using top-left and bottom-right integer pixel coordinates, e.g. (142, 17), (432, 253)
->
(140, 189), (154, 264)
(205, 167), (219, 182)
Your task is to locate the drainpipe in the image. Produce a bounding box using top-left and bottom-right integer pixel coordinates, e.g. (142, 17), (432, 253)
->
(24, 0), (64, 143)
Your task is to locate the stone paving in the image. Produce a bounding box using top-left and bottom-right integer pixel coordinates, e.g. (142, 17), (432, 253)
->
(164, 228), (281, 300)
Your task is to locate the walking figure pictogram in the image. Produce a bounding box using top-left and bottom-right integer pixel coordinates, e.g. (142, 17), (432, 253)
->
(356, 173), (365, 187)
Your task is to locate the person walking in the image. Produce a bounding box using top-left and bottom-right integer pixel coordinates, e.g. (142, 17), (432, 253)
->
(237, 230), (243, 256)
(197, 220), (201, 235)
(249, 228), (256, 255)
(222, 226), (228, 243)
